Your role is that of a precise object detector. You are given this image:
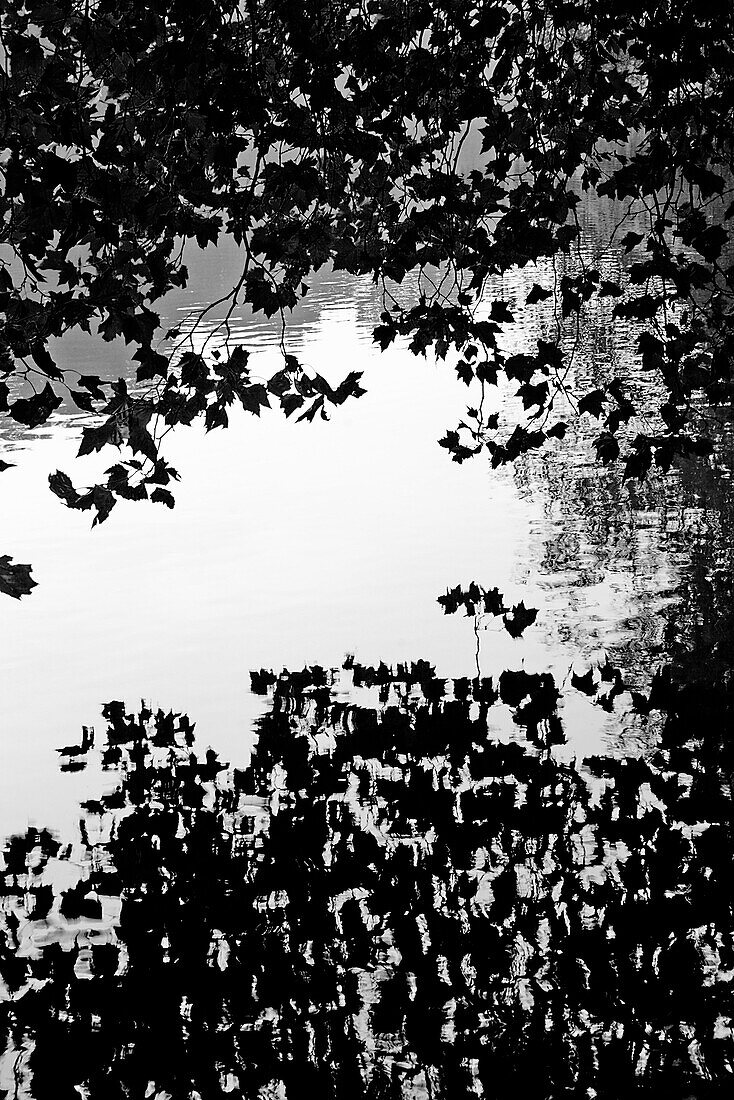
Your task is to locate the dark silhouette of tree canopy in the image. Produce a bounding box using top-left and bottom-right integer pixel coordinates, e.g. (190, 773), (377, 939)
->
(2, 0), (734, 592)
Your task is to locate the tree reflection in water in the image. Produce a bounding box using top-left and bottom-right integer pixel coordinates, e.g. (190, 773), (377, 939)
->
(1, 649), (733, 1099)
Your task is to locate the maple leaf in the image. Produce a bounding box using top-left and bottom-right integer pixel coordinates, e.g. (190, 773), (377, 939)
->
(30, 344), (63, 381)
(476, 361), (499, 385)
(456, 360), (474, 385)
(49, 470), (80, 505)
(372, 324), (397, 351)
(0, 555), (37, 599)
(151, 487), (175, 508)
(620, 231), (644, 252)
(594, 432), (620, 464)
(239, 384), (270, 416)
(502, 602), (538, 638)
(480, 587), (504, 615)
(490, 301), (514, 323)
(128, 408), (158, 463)
(133, 347), (169, 381)
(90, 486), (117, 526)
(280, 392), (305, 417)
(78, 420), (119, 457)
(10, 384), (62, 428)
(267, 369), (291, 396)
(437, 586), (462, 615)
(78, 375), (108, 400)
(525, 283), (552, 305)
(578, 389), (606, 418)
(546, 422), (567, 439)
(244, 272), (281, 317)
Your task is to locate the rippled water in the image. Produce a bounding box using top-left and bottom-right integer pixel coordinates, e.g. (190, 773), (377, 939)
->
(0, 201), (732, 841)
(1, 664), (732, 1097)
(2, 190), (734, 1097)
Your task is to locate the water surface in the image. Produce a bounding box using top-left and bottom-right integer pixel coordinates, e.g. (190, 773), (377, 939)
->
(0, 221), (731, 838)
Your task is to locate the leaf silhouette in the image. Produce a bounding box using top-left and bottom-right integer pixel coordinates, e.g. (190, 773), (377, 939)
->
(502, 602), (538, 638)
(620, 230), (644, 252)
(150, 487), (175, 509)
(0, 555), (37, 599)
(526, 283), (552, 305)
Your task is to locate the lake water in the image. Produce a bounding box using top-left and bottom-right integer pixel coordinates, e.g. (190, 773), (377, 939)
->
(1, 214), (733, 839)
(2, 206), (734, 1098)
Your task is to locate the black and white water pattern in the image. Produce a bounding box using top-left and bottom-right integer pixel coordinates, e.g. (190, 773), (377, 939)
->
(1, 193), (733, 1098)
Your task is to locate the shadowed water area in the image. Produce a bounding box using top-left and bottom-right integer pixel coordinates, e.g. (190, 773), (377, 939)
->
(1, 191), (734, 1096)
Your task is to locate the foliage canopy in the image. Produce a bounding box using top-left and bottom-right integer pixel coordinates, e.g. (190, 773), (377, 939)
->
(2, 0), (734, 591)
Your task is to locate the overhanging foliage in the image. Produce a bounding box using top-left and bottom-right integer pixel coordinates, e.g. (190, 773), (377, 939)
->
(1, 0), (734, 590)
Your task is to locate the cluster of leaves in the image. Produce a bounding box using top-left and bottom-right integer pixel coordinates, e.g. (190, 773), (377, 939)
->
(2, 0), (734, 590)
(437, 581), (538, 638)
(39, 352), (366, 527)
(2, 637), (733, 1097)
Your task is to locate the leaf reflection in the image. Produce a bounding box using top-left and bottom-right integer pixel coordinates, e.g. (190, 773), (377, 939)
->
(0, 653), (733, 1098)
